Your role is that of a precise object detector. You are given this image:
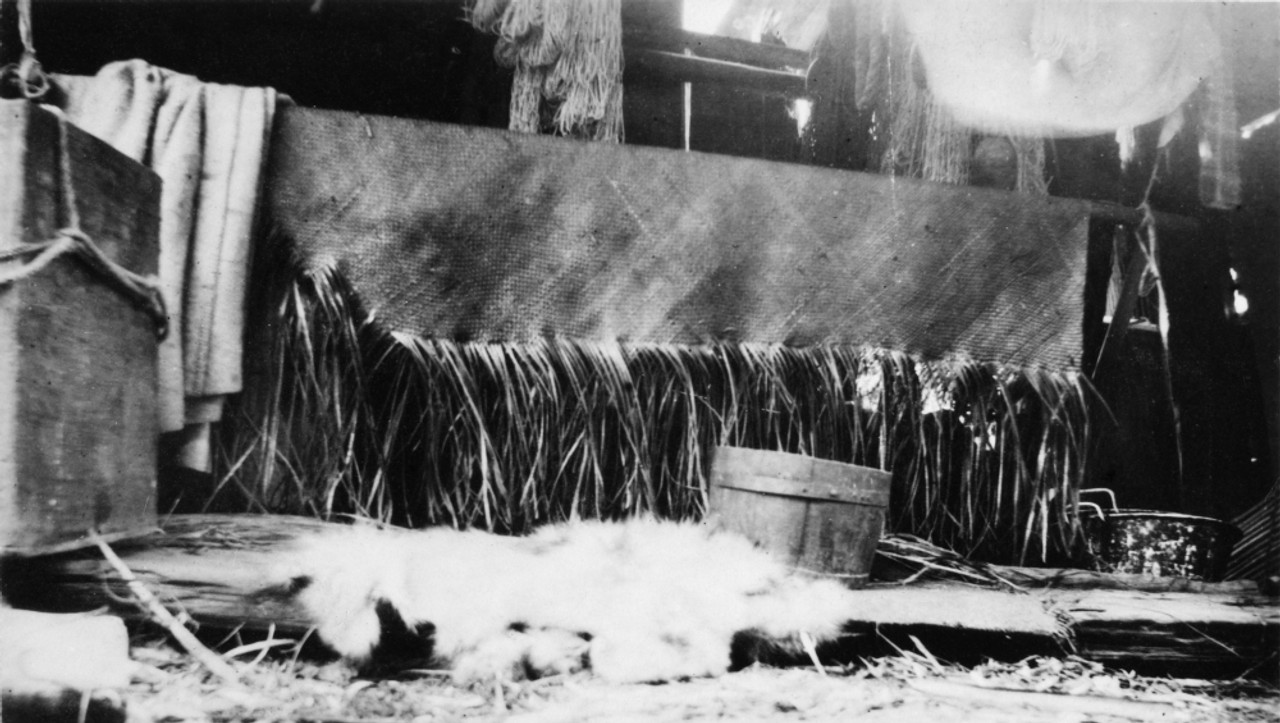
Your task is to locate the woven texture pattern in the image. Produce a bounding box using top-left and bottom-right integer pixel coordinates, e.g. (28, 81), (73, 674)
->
(267, 108), (1092, 370)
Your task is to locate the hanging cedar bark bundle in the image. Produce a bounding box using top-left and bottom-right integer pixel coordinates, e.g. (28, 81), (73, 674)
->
(468, 0), (623, 142)
(818, 0), (1047, 193)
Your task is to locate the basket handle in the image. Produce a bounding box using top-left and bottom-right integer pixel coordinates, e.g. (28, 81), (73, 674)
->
(1076, 501), (1106, 520)
(1078, 488), (1118, 513)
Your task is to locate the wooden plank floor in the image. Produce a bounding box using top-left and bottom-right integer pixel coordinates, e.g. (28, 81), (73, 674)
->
(3, 514), (1275, 680)
(1047, 587), (1280, 679)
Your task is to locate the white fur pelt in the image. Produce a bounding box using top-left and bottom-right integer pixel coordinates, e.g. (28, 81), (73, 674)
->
(277, 519), (855, 684)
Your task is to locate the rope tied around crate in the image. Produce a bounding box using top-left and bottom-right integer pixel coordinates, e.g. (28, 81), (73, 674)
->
(0, 231), (169, 340)
(0, 106), (169, 339)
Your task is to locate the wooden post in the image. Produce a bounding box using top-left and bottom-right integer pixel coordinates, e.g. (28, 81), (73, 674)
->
(804, 0), (874, 171)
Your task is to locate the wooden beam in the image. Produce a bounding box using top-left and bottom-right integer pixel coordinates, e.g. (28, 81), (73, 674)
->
(2, 514), (322, 636)
(1058, 588), (1280, 679)
(992, 564), (1259, 594)
(624, 25), (810, 72)
(626, 49), (807, 98)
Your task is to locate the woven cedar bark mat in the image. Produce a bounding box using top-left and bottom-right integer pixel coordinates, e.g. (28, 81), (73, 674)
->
(266, 107), (1092, 370)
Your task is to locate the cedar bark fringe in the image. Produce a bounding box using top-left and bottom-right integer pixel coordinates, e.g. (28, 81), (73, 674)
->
(219, 255), (1096, 565)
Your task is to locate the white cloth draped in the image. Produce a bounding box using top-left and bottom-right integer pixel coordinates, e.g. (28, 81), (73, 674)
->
(55, 60), (277, 434)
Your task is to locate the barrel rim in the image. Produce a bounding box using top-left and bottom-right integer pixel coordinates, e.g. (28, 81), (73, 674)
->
(711, 445), (892, 480)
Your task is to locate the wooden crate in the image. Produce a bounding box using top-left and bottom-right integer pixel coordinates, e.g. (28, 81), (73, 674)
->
(0, 99), (160, 554)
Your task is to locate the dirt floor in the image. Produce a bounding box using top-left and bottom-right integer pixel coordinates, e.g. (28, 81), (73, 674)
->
(111, 636), (1280, 723)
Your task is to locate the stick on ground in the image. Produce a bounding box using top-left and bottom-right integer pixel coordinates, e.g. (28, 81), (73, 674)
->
(90, 530), (242, 685)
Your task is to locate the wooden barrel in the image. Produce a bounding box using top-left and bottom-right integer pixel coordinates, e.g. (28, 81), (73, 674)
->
(708, 446), (891, 587)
